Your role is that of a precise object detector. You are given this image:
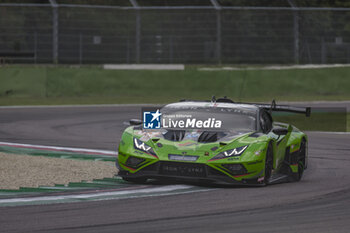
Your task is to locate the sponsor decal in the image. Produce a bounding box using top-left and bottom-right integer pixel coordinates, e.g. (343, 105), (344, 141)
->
(143, 109), (162, 129)
(258, 177), (265, 182)
(135, 130), (162, 142)
(162, 117), (221, 129)
(142, 108), (222, 130)
(168, 154), (199, 162)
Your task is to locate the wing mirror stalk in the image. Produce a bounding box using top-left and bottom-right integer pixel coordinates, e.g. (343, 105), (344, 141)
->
(129, 119), (142, 126)
(273, 125), (292, 140)
(272, 128), (289, 136)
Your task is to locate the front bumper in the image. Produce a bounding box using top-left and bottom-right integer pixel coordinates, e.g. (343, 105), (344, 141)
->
(118, 160), (264, 186)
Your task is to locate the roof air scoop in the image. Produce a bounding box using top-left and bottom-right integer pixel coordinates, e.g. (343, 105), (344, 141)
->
(216, 96), (234, 103)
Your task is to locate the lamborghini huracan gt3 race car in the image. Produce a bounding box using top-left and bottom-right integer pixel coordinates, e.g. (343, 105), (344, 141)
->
(117, 98), (310, 185)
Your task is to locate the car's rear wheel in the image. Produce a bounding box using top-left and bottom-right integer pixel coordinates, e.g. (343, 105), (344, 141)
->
(264, 142), (273, 185)
(122, 177), (147, 184)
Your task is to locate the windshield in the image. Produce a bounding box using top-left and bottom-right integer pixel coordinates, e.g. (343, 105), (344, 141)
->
(160, 106), (257, 131)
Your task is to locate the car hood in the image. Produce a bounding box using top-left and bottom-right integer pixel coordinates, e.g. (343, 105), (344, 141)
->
(132, 128), (254, 155)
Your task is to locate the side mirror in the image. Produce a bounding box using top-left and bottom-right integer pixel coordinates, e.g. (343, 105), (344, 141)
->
(272, 127), (289, 136)
(129, 119), (142, 126)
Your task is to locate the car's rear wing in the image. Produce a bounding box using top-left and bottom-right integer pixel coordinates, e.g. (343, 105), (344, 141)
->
(253, 100), (311, 117)
(180, 97), (311, 117)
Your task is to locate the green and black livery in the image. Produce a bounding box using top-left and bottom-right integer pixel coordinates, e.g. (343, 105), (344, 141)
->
(117, 98), (310, 186)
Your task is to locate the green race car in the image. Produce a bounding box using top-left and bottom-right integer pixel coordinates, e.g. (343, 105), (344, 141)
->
(117, 98), (310, 186)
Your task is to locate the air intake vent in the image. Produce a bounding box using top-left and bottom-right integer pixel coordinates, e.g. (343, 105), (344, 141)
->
(163, 130), (186, 141)
(198, 131), (226, 143)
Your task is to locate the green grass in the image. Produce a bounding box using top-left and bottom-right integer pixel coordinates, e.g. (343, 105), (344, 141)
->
(273, 112), (349, 132)
(1, 65), (350, 106)
(0, 64), (348, 131)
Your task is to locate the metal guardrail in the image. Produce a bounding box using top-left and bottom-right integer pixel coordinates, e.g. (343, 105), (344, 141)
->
(0, 3), (349, 64)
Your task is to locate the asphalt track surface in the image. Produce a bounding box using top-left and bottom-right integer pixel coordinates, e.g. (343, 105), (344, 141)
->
(0, 103), (350, 233)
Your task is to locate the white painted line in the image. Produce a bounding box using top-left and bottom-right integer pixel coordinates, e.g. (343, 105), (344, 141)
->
(307, 131), (350, 135)
(199, 64), (350, 71)
(0, 141), (117, 156)
(0, 185), (198, 204)
(103, 64), (184, 70)
(37, 186), (86, 190)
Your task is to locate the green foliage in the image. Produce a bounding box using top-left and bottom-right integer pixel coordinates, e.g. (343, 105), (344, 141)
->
(0, 65), (350, 105)
(273, 111), (347, 132)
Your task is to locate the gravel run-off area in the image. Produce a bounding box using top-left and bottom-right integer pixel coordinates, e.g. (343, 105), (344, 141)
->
(0, 152), (118, 190)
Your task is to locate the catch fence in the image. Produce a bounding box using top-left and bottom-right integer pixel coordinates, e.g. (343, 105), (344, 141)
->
(0, 3), (350, 64)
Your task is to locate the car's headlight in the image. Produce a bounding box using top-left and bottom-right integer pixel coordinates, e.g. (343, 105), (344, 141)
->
(209, 145), (248, 161)
(133, 137), (157, 157)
